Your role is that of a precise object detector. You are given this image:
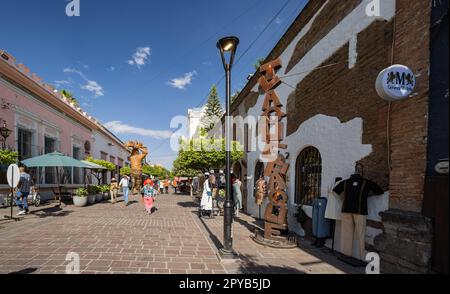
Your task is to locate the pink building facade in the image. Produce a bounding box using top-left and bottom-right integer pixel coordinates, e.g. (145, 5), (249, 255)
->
(0, 50), (127, 196)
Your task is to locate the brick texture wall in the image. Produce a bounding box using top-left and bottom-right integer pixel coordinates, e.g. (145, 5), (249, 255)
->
(286, 19), (395, 190)
(388, 0), (430, 212)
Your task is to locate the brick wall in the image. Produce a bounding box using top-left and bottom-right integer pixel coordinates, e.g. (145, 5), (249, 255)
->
(388, 0), (430, 212)
(286, 19), (395, 190)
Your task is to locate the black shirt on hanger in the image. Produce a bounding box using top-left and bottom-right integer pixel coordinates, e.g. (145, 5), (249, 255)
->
(333, 174), (384, 215)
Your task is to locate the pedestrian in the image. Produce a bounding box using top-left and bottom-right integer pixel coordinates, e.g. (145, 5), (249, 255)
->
(172, 178), (178, 194)
(119, 175), (130, 206)
(164, 177), (170, 194)
(141, 181), (154, 215)
(159, 178), (164, 194)
(16, 166), (31, 216)
(200, 172), (213, 218)
(110, 178), (119, 204)
(233, 177), (243, 217)
(142, 177), (153, 204)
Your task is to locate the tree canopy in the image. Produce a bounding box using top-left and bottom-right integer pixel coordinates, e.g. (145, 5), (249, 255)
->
(86, 156), (116, 171)
(0, 149), (18, 165)
(172, 137), (244, 177)
(201, 85), (224, 133)
(142, 164), (170, 179)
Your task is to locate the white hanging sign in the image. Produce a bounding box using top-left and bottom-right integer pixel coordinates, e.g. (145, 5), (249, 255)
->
(376, 64), (416, 101)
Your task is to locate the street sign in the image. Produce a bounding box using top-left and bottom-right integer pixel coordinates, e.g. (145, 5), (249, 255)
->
(7, 164), (20, 188)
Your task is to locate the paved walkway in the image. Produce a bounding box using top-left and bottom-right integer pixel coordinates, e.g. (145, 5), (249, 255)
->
(0, 193), (363, 274)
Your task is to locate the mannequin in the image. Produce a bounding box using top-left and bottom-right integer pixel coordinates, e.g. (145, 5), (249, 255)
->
(333, 165), (383, 261)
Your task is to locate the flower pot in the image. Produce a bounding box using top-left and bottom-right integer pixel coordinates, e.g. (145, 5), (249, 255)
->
(95, 193), (103, 202)
(87, 194), (96, 204)
(103, 192), (110, 201)
(73, 196), (88, 207)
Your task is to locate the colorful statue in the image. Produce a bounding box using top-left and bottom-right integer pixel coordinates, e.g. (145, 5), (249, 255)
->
(125, 141), (148, 194)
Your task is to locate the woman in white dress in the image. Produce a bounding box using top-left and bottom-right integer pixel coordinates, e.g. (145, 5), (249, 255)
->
(200, 173), (213, 217)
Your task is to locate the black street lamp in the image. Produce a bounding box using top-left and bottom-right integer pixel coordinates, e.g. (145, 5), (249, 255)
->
(217, 36), (239, 259)
(0, 120), (12, 150)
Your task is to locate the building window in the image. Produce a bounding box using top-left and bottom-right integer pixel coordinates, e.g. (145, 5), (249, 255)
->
(110, 156), (116, 164)
(100, 151), (108, 161)
(295, 147), (322, 206)
(73, 146), (81, 184)
(44, 136), (58, 184)
(17, 128), (33, 160)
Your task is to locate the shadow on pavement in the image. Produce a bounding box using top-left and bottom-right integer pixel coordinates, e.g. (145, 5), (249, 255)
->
(8, 268), (38, 275)
(31, 205), (74, 219)
(238, 255), (305, 274)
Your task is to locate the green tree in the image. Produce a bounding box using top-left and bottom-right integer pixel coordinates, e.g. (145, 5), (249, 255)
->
(86, 156), (116, 184)
(142, 164), (170, 179)
(0, 149), (18, 165)
(254, 58), (266, 71)
(201, 85), (224, 133)
(173, 137), (244, 174)
(61, 89), (78, 106)
(120, 166), (131, 176)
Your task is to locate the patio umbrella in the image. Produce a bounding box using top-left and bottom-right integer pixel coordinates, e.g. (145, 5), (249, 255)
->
(21, 152), (91, 206)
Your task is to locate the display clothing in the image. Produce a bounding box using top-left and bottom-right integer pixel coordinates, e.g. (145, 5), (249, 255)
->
(340, 213), (367, 260)
(324, 187), (344, 220)
(312, 197), (331, 239)
(333, 174), (383, 216)
(255, 178), (266, 205)
(233, 180), (243, 210)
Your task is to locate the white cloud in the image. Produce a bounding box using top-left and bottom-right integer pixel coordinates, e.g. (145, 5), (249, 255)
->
(275, 17), (282, 25)
(108, 66), (116, 72)
(128, 47), (151, 68)
(168, 70), (197, 90)
(104, 121), (173, 140)
(63, 67), (104, 97)
(81, 80), (104, 97)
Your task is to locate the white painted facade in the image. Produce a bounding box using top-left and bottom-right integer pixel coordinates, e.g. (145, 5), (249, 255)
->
(243, 0), (396, 248)
(187, 106), (206, 139)
(91, 128), (130, 184)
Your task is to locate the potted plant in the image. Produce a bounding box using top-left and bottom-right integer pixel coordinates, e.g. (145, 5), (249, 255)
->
(94, 185), (103, 202)
(73, 188), (88, 207)
(295, 204), (312, 236)
(87, 185), (97, 205)
(101, 185), (110, 200)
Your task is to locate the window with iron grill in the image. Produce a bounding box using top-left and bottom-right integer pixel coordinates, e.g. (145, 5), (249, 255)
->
(295, 147), (322, 206)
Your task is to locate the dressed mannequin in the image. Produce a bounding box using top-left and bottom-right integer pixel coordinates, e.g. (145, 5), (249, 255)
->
(332, 166), (383, 261)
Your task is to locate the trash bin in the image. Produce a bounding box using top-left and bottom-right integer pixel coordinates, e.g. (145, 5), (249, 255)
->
(312, 197), (331, 239)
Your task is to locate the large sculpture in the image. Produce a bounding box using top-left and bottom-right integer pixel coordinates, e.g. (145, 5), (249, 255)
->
(125, 141), (148, 194)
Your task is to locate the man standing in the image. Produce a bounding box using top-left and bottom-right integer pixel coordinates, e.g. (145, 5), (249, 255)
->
(119, 175), (130, 206)
(16, 167), (31, 216)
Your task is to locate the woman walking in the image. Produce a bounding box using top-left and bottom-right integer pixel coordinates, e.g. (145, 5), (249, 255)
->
(119, 175), (130, 206)
(199, 172), (213, 218)
(110, 178), (119, 204)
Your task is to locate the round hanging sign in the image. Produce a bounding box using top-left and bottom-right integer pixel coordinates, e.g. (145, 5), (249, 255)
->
(376, 64), (416, 102)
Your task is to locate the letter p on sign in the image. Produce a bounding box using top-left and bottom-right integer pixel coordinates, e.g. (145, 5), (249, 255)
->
(66, 0), (80, 17)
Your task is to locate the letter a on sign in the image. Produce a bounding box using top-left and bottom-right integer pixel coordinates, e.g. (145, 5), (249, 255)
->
(66, 0), (80, 17)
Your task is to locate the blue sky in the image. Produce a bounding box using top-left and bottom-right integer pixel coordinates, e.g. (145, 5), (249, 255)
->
(0, 0), (307, 168)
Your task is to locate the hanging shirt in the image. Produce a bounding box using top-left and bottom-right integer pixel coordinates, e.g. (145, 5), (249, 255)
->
(333, 174), (383, 216)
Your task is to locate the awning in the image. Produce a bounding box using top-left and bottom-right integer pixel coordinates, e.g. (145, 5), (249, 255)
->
(81, 160), (108, 170)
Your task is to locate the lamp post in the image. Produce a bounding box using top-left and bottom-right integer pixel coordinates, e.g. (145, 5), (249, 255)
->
(217, 36), (239, 259)
(0, 120), (12, 150)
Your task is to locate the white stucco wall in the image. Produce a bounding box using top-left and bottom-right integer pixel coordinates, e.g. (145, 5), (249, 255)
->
(91, 130), (129, 183)
(244, 0), (396, 243)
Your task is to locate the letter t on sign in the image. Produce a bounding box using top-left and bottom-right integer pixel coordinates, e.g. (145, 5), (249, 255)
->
(66, 0), (81, 17)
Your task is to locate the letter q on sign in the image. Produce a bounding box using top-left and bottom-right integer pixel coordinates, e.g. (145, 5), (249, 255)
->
(375, 64), (416, 102)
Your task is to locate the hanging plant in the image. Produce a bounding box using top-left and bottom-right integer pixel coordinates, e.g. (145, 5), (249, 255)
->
(0, 149), (18, 165)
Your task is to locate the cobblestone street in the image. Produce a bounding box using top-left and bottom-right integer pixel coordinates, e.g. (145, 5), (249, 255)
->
(0, 193), (362, 274)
